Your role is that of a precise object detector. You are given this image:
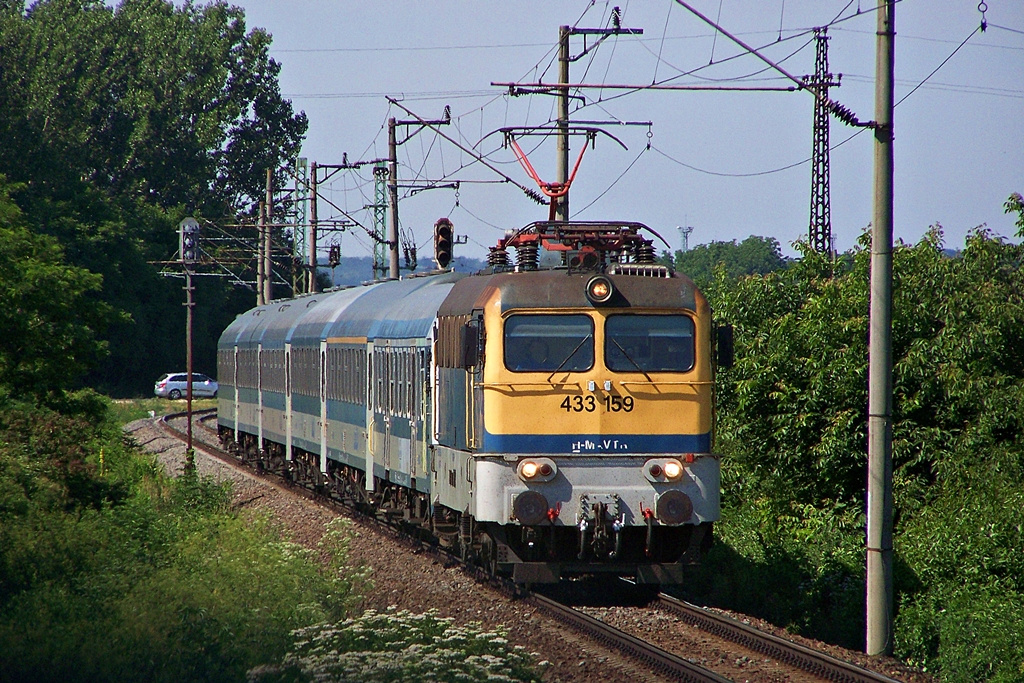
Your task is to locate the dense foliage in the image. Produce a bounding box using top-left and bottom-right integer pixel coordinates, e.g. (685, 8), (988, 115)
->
(695, 224), (1024, 679)
(0, 396), (365, 683)
(0, 0), (307, 396)
(0, 179), (114, 399)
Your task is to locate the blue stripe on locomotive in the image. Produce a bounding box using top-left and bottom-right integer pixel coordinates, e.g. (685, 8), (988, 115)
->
(483, 430), (712, 454)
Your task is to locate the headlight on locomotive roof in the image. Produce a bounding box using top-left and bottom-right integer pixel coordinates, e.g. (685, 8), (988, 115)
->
(585, 275), (614, 305)
(644, 458), (685, 483)
(517, 458), (557, 482)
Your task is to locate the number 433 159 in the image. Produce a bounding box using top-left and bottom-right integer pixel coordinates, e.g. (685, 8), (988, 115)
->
(559, 395), (634, 413)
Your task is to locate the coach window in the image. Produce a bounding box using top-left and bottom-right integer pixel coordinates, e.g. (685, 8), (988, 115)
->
(504, 314), (594, 372)
(605, 314), (695, 373)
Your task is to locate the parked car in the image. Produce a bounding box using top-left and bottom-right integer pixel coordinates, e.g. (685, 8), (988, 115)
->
(154, 373), (218, 399)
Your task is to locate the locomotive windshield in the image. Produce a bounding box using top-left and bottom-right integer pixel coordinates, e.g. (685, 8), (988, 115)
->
(605, 314), (695, 373)
(504, 314), (594, 372)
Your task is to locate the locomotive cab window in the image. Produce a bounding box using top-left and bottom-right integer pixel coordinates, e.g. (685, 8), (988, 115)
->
(605, 314), (695, 373)
(504, 314), (594, 372)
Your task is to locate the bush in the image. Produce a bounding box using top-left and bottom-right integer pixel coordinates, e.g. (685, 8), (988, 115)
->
(702, 227), (1024, 676)
(0, 399), (365, 683)
(249, 607), (542, 683)
(680, 497), (866, 649)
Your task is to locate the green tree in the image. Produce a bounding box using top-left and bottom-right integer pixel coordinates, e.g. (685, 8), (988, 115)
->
(707, 226), (1024, 676)
(0, 0), (308, 394)
(1005, 191), (1024, 237)
(671, 235), (788, 289)
(0, 178), (114, 398)
(1, 0), (307, 215)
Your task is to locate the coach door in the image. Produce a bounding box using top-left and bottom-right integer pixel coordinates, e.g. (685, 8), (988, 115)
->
(233, 345), (240, 441)
(284, 342), (292, 463)
(257, 342), (264, 450)
(467, 313), (484, 450)
(319, 339), (328, 474)
(364, 341), (376, 492)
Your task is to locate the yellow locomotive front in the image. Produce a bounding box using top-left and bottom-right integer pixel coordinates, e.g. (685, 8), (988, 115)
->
(434, 222), (728, 583)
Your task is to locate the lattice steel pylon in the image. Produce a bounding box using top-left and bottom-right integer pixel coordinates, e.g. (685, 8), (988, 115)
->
(293, 157), (309, 294)
(808, 28), (839, 256)
(372, 163), (388, 279)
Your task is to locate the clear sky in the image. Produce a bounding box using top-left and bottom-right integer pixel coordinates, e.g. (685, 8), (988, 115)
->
(234, 1), (1023, 262)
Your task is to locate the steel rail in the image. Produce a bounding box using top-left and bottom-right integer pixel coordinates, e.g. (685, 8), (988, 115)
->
(657, 593), (902, 683)
(525, 592), (732, 683)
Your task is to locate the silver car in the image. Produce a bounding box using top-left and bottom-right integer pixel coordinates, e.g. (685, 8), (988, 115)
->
(154, 373), (218, 399)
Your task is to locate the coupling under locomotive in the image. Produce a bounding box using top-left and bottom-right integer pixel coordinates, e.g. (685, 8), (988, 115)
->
(217, 220), (731, 584)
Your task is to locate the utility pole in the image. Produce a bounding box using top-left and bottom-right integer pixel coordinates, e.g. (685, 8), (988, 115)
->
(557, 25), (570, 222)
(178, 217), (200, 472)
(808, 28), (839, 257)
(309, 161), (319, 293)
(386, 108), (451, 279)
(867, 0), (895, 657)
(264, 169), (274, 303)
(555, 12), (643, 222)
(185, 265), (194, 469)
(256, 202), (266, 306)
(387, 117), (401, 279)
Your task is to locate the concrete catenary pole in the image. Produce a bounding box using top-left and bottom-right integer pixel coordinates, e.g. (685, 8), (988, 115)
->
(256, 201), (265, 306)
(867, 0), (895, 657)
(309, 161), (319, 293)
(387, 117), (400, 279)
(264, 169), (273, 303)
(556, 25), (570, 222)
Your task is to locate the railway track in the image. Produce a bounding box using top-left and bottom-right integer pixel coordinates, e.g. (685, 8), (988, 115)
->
(154, 410), (907, 683)
(653, 593), (902, 683)
(525, 591), (732, 682)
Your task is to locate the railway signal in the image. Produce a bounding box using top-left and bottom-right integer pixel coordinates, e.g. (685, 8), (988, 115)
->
(434, 217), (453, 269)
(179, 217), (200, 263)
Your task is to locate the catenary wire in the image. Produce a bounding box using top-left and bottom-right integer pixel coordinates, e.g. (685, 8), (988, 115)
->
(575, 145), (649, 216)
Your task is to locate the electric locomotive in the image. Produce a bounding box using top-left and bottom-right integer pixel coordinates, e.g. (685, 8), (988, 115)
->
(217, 220), (731, 583)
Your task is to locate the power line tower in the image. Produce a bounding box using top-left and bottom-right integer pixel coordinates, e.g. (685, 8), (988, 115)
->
(292, 157), (309, 294)
(808, 27), (839, 256)
(372, 163), (388, 279)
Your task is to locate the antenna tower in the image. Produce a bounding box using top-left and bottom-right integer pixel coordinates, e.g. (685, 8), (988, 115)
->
(677, 225), (694, 252)
(808, 28), (839, 256)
